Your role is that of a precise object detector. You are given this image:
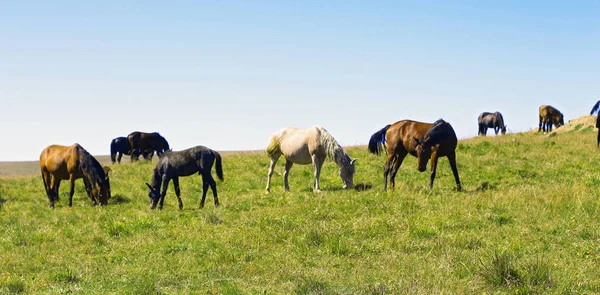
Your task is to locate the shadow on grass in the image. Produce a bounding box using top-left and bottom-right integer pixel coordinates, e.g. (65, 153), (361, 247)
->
(110, 194), (132, 204)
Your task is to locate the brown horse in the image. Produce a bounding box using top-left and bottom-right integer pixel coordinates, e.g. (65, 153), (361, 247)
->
(39, 144), (111, 208)
(538, 105), (564, 132)
(127, 131), (170, 161)
(368, 119), (461, 191)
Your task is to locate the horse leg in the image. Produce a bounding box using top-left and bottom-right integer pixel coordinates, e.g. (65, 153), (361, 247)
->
(538, 115), (543, 132)
(311, 154), (324, 193)
(117, 152), (122, 164)
(41, 171), (54, 207)
(265, 154), (280, 193)
(201, 173), (219, 208)
(158, 176), (170, 210)
(173, 176), (183, 210)
(283, 159), (294, 191)
(68, 174), (77, 207)
(389, 152), (407, 190)
(428, 152), (439, 189)
(597, 129), (600, 147)
(382, 153), (395, 191)
(448, 152), (462, 191)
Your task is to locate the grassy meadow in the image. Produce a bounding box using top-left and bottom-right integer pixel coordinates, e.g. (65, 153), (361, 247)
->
(1, 126), (600, 294)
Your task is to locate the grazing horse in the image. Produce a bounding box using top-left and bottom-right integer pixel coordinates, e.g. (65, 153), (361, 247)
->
(265, 126), (356, 193)
(40, 144), (111, 208)
(368, 119), (461, 191)
(590, 101), (600, 146)
(146, 146), (223, 210)
(538, 105), (564, 132)
(127, 131), (170, 162)
(478, 112), (507, 136)
(110, 137), (153, 164)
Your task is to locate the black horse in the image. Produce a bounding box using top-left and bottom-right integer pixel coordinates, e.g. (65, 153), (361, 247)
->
(146, 146), (223, 210)
(478, 112), (506, 136)
(590, 101), (600, 146)
(110, 136), (153, 164)
(128, 131), (170, 162)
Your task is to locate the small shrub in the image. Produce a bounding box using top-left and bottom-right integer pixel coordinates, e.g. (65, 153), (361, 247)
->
(524, 258), (552, 288)
(52, 268), (80, 284)
(206, 211), (223, 225)
(295, 277), (331, 295)
(479, 252), (521, 287)
(2, 280), (26, 293)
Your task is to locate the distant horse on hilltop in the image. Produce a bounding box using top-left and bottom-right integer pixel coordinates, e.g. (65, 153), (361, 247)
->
(368, 119), (461, 191)
(146, 146), (223, 210)
(478, 111), (506, 136)
(127, 131), (170, 162)
(538, 105), (564, 132)
(40, 143), (111, 208)
(265, 126), (356, 193)
(110, 136), (153, 164)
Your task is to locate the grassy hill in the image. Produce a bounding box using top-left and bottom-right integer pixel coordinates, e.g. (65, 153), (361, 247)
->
(1, 126), (600, 294)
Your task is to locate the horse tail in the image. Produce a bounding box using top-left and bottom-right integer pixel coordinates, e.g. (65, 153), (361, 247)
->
(213, 150), (224, 181)
(265, 134), (281, 156)
(368, 124), (391, 155)
(110, 140), (116, 163)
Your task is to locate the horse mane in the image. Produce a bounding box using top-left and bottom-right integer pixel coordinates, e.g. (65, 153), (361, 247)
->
(591, 101), (600, 115)
(495, 112), (506, 128)
(77, 145), (107, 187)
(318, 126), (350, 167)
(421, 119), (454, 145)
(150, 167), (162, 190)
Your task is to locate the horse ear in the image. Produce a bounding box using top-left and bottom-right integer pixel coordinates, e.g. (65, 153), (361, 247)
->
(350, 158), (356, 165)
(414, 137), (421, 145)
(146, 183), (153, 190)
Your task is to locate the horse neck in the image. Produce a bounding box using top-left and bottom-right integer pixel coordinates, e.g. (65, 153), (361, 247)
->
(79, 148), (104, 186)
(151, 169), (162, 191)
(319, 129), (350, 168)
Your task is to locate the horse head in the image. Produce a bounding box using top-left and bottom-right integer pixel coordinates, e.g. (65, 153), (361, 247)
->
(340, 158), (356, 189)
(99, 166), (112, 204)
(414, 136), (432, 172)
(146, 182), (161, 209)
(558, 113), (564, 127)
(501, 125), (507, 135)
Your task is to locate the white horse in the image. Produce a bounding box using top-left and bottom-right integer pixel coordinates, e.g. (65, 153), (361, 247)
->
(265, 126), (356, 193)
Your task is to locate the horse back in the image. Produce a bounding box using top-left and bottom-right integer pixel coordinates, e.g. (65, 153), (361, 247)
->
(386, 120), (434, 155)
(39, 144), (82, 180)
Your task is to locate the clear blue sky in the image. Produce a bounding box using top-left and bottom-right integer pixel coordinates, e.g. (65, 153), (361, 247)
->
(1, 1), (599, 161)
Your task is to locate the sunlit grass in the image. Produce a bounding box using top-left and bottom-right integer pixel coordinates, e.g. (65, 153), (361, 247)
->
(1, 129), (600, 293)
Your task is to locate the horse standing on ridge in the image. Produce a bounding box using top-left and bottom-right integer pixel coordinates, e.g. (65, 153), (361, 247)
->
(478, 112), (506, 136)
(146, 146), (223, 210)
(368, 119), (461, 191)
(265, 126), (356, 193)
(40, 143), (111, 208)
(538, 105), (564, 133)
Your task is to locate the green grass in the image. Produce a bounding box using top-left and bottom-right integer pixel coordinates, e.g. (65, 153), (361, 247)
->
(1, 131), (600, 294)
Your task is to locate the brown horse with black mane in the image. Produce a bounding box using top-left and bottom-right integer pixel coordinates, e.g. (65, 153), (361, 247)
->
(368, 119), (461, 191)
(40, 143), (111, 208)
(127, 131), (170, 162)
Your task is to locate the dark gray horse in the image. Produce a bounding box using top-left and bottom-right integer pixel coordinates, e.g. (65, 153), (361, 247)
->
(146, 146), (223, 210)
(478, 112), (507, 136)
